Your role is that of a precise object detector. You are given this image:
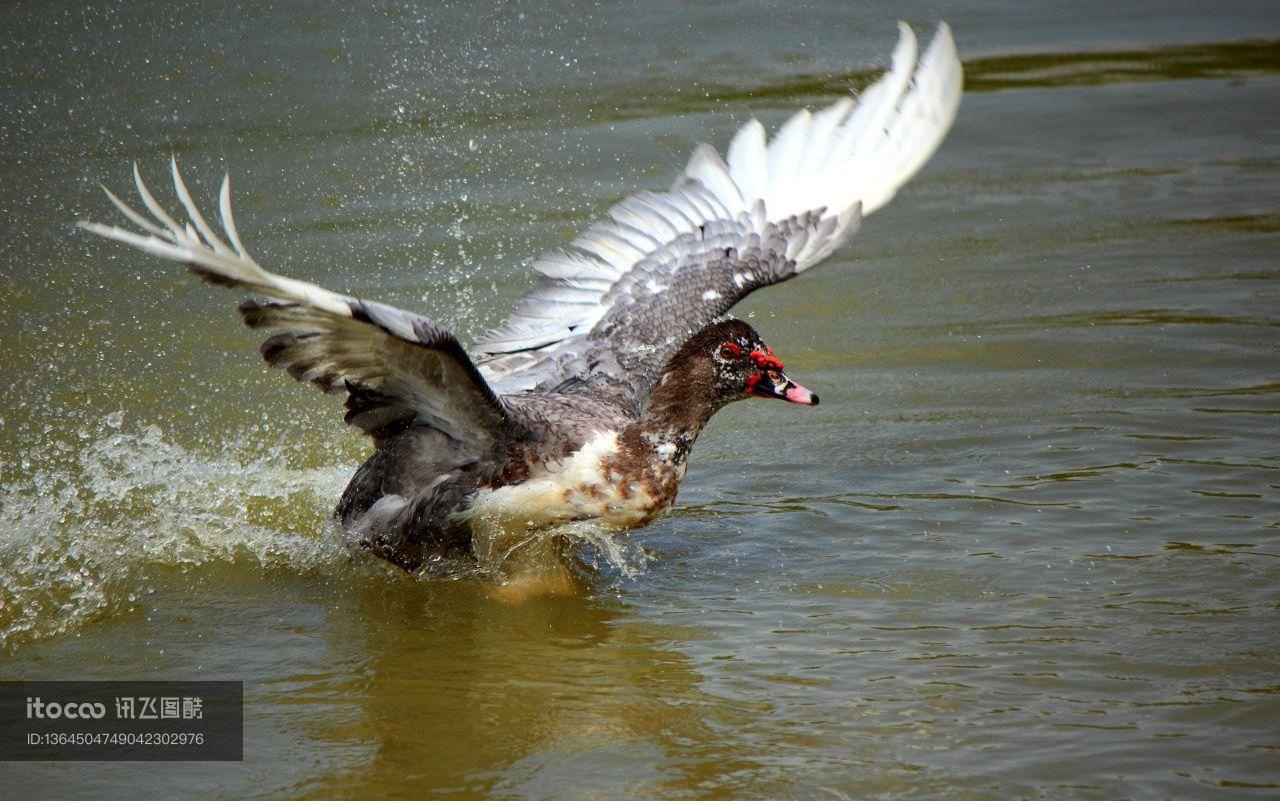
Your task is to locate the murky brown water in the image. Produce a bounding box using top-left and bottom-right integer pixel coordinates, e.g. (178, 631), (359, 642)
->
(2, 1), (1278, 798)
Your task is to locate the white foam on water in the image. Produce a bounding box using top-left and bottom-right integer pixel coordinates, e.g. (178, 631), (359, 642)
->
(1, 416), (653, 649)
(0, 420), (352, 650)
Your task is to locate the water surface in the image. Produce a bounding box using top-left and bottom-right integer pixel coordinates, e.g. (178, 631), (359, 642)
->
(2, 1), (1279, 798)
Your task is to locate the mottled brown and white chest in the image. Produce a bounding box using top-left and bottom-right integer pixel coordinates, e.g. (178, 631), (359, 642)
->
(464, 430), (686, 535)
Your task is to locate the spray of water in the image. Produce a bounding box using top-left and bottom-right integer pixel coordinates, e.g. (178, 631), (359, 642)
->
(1, 414), (650, 650)
(0, 417), (351, 650)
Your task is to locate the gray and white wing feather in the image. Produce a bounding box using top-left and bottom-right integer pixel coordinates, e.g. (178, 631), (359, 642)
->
(79, 160), (519, 446)
(475, 22), (962, 404)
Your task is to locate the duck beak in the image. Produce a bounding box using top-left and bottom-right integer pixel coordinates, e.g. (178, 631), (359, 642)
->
(746, 370), (819, 406)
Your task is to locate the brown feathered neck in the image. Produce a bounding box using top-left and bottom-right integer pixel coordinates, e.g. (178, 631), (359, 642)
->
(622, 320), (759, 465)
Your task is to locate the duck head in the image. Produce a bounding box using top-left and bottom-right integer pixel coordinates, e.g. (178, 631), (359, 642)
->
(709, 318), (818, 406)
(654, 319), (818, 415)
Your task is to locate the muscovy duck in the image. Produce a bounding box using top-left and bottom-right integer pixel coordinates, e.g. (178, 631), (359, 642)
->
(80, 23), (962, 584)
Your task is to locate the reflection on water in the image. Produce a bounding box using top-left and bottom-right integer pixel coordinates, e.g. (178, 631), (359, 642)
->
(637, 37), (1280, 115)
(3, 0), (1280, 798)
(963, 38), (1280, 91)
(287, 586), (762, 799)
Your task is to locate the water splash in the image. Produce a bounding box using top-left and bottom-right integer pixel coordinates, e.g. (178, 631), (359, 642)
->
(0, 419), (351, 651)
(0, 416), (653, 649)
(560, 521), (653, 581)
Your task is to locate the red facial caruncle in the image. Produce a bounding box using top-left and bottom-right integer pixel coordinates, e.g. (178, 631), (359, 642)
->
(748, 346), (783, 372)
(741, 344), (818, 406)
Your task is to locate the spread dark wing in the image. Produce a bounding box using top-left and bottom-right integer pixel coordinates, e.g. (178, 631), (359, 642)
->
(474, 23), (962, 407)
(79, 160), (520, 447)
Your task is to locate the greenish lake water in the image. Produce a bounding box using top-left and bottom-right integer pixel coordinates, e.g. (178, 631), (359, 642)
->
(2, 1), (1278, 798)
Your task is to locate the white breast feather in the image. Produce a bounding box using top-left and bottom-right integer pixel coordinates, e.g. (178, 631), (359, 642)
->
(466, 431), (657, 534)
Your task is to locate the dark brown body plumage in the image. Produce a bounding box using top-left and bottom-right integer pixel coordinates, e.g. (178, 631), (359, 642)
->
(339, 320), (773, 571)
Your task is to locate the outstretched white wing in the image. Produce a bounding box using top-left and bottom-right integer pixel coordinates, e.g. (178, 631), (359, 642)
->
(475, 22), (962, 404)
(80, 160), (520, 446)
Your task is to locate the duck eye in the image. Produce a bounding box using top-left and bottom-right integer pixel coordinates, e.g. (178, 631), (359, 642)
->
(718, 342), (740, 360)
